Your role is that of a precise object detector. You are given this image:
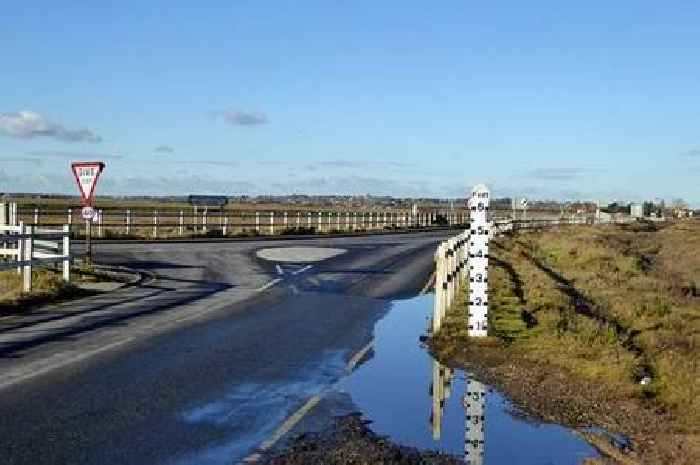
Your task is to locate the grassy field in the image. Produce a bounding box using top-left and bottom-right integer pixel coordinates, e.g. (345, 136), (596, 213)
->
(431, 219), (700, 464)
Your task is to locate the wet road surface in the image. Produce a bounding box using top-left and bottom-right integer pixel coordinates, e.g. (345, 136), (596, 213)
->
(0, 232), (449, 465)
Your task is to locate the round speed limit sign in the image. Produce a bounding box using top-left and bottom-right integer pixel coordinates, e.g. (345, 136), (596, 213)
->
(81, 206), (96, 220)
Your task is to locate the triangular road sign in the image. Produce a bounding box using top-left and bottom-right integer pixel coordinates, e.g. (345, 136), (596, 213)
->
(71, 162), (105, 205)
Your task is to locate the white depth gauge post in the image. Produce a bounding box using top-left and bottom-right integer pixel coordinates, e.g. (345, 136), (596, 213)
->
(467, 184), (490, 337)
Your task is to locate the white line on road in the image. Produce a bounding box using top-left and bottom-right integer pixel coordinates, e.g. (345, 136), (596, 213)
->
(255, 278), (282, 292)
(346, 340), (374, 373)
(0, 337), (136, 392)
(291, 265), (313, 275)
(420, 271), (436, 294)
(275, 264), (284, 275)
(239, 339), (376, 464)
(239, 394), (323, 464)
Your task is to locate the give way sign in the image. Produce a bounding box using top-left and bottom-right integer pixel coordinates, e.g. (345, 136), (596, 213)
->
(71, 161), (105, 205)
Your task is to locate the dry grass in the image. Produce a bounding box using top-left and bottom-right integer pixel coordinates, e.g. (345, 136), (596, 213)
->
(0, 266), (98, 316)
(431, 220), (700, 464)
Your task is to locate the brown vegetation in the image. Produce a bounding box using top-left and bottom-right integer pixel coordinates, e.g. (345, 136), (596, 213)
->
(431, 220), (700, 464)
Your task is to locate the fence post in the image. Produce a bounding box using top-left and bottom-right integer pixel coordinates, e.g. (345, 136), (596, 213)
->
(179, 210), (184, 236)
(63, 224), (70, 282)
(353, 212), (357, 230)
(318, 212), (322, 232)
(202, 208), (208, 234)
(98, 209), (103, 238)
(125, 209), (131, 235)
(34, 207), (39, 226)
(270, 211), (275, 235)
(284, 211), (288, 230)
(153, 210), (158, 238)
(22, 224), (33, 292)
(296, 211), (301, 229)
(256, 211), (260, 234)
(433, 244), (444, 333)
(223, 215), (228, 236)
(16, 221), (24, 275)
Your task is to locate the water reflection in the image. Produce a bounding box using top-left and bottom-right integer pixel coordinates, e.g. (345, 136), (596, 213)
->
(342, 294), (599, 464)
(431, 360), (485, 465)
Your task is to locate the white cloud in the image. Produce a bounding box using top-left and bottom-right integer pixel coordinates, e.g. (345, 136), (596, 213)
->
(0, 110), (101, 143)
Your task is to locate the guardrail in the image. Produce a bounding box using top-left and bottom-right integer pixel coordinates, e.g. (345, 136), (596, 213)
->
(430, 215), (624, 335)
(0, 224), (71, 292)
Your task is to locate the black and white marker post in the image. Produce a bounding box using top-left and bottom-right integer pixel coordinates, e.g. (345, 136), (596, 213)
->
(467, 184), (490, 337)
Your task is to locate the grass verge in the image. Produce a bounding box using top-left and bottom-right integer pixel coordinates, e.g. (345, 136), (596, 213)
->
(430, 220), (700, 465)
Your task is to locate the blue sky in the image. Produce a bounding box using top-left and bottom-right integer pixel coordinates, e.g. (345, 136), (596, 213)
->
(1, 1), (699, 204)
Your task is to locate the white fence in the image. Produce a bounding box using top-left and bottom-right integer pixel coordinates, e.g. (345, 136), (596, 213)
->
(0, 223), (71, 292)
(430, 214), (603, 336)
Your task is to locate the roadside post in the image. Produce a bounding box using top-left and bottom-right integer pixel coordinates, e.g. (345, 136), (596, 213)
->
(71, 161), (105, 267)
(468, 184), (490, 337)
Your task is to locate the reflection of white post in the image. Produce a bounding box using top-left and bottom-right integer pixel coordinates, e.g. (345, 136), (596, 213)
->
(432, 359), (444, 440)
(464, 377), (486, 465)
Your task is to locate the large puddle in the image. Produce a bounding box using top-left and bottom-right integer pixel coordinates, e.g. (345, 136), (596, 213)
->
(339, 294), (600, 464)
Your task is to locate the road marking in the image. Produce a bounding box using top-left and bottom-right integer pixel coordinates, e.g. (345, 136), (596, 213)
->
(420, 271), (436, 294)
(239, 394), (323, 464)
(0, 337), (135, 392)
(239, 340), (374, 463)
(346, 340), (373, 373)
(255, 278), (282, 292)
(275, 264), (284, 276)
(291, 264), (312, 275)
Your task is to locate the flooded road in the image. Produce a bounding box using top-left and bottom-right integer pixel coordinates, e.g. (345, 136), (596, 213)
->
(339, 294), (600, 464)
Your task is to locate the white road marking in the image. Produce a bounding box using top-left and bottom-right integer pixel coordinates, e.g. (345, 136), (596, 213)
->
(238, 340), (375, 463)
(0, 337), (135, 392)
(291, 264), (312, 275)
(420, 271), (436, 294)
(255, 278), (282, 292)
(239, 394), (323, 464)
(346, 340), (374, 373)
(275, 264), (284, 275)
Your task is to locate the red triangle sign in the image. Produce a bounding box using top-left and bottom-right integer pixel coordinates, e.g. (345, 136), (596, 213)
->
(71, 162), (105, 205)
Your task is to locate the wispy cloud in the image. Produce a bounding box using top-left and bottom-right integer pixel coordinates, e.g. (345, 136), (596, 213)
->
(0, 110), (102, 143)
(27, 150), (123, 160)
(317, 160), (415, 169)
(523, 167), (589, 181)
(219, 110), (268, 126)
(154, 145), (174, 153)
(175, 160), (239, 167)
(680, 148), (700, 158)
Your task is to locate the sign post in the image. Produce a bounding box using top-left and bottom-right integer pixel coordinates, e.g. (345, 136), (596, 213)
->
(71, 162), (105, 266)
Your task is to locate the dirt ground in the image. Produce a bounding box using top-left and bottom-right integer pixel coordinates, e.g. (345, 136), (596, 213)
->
(261, 414), (461, 465)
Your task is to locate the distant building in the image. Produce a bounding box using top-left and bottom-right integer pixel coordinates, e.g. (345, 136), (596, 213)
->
(630, 203), (643, 218)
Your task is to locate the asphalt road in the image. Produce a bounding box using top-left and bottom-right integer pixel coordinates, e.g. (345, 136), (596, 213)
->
(0, 230), (451, 465)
